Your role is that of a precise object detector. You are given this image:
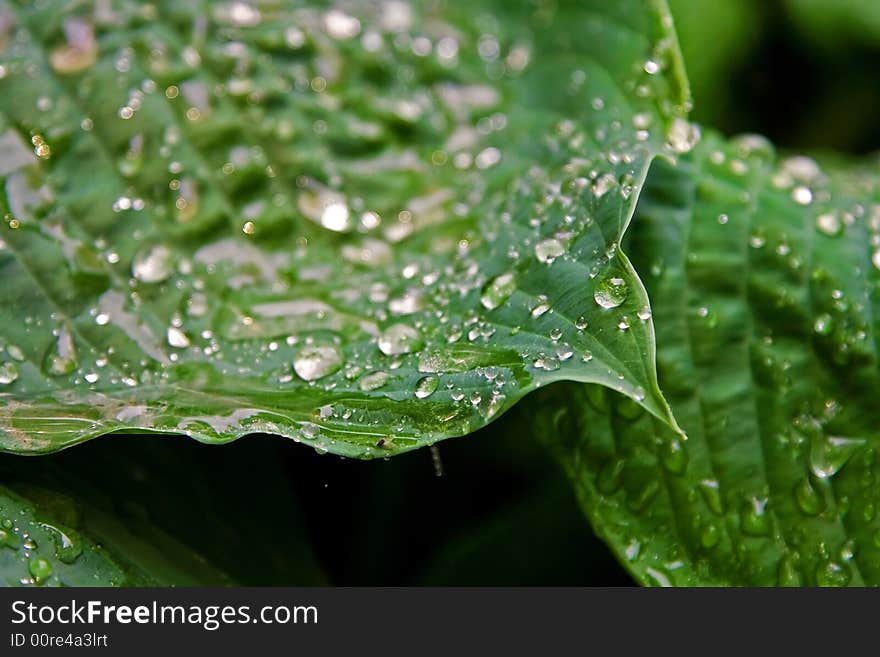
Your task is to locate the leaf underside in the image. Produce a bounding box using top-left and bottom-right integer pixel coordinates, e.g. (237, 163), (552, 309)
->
(0, 0), (688, 457)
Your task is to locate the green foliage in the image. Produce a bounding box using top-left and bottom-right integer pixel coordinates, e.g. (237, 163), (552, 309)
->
(0, 0), (685, 457)
(537, 132), (880, 585)
(0, 0), (878, 587)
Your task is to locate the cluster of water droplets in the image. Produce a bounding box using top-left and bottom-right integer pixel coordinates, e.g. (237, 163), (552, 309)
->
(0, 0), (697, 454)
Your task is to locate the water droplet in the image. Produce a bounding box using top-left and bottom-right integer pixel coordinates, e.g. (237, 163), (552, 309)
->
(699, 479), (723, 515)
(666, 117), (701, 154)
(700, 523), (720, 549)
(378, 323), (422, 356)
(794, 477), (825, 516)
(660, 439), (688, 475)
(813, 313), (833, 336)
(132, 245), (173, 283)
(530, 295), (550, 318)
(480, 272), (516, 310)
(28, 558), (52, 584)
(358, 371), (389, 391)
(791, 186), (813, 206)
(740, 497), (771, 536)
(815, 212), (842, 236)
(535, 238), (565, 264)
(575, 316), (588, 330)
(415, 375), (438, 399)
(166, 327), (190, 348)
(321, 202), (351, 232)
(293, 345), (343, 381)
(42, 523), (82, 564)
(594, 277), (628, 309)
(810, 433), (864, 479)
(0, 361), (19, 385)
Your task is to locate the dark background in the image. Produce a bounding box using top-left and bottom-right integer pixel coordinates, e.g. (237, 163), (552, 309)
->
(3, 0), (879, 586)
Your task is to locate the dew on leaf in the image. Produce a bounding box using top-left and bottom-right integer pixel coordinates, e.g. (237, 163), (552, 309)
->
(358, 371), (389, 392)
(293, 345), (343, 381)
(535, 238), (566, 264)
(378, 323), (422, 356)
(810, 434), (865, 479)
(414, 375), (438, 399)
(132, 245), (173, 283)
(28, 558), (52, 584)
(594, 277), (628, 309)
(480, 272), (517, 310)
(740, 497), (771, 537)
(815, 212), (842, 236)
(0, 361), (19, 385)
(166, 327), (190, 349)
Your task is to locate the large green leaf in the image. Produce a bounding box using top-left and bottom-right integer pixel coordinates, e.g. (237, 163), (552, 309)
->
(538, 131), (880, 585)
(0, 0), (689, 456)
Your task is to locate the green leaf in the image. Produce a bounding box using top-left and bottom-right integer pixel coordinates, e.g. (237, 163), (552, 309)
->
(0, 480), (234, 586)
(0, 0), (689, 456)
(0, 433), (327, 585)
(538, 131), (880, 586)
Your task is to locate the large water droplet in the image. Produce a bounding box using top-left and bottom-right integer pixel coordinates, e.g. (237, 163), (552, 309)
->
(594, 277), (628, 309)
(293, 345), (343, 381)
(378, 323), (422, 356)
(480, 272), (516, 310)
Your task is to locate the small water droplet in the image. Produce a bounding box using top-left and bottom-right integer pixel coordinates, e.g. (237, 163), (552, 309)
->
(740, 496), (771, 536)
(700, 523), (720, 549)
(28, 558), (52, 584)
(660, 439), (688, 475)
(794, 477), (825, 516)
(699, 479), (723, 515)
(815, 212), (842, 236)
(0, 361), (19, 385)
